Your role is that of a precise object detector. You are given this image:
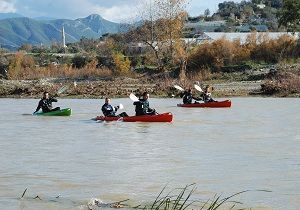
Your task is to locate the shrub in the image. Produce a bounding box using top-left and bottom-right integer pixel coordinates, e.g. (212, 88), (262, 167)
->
(187, 33), (299, 74)
(261, 69), (300, 95)
(7, 52), (36, 79)
(112, 52), (131, 75)
(72, 54), (93, 69)
(187, 38), (250, 73)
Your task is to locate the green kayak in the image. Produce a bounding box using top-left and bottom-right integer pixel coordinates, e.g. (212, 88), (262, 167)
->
(33, 108), (72, 116)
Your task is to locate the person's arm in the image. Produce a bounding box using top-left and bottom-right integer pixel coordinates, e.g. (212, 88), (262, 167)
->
(133, 101), (140, 105)
(192, 96), (202, 101)
(102, 104), (111, 116)
(50, 98), (58, 102)
(34, 100), (42, 113)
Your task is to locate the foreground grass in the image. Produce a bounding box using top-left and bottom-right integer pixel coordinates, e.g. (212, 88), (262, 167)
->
(132, 184), (265, 210)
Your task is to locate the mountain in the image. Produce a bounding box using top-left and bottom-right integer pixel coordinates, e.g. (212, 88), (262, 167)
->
(0, 13), (23, 20)
(0, 14), (127, 51)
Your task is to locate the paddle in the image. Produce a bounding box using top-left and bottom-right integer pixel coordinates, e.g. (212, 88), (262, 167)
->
(57, 85), (68, 95)
(194, 84), (203, 92)
(129, 93), (139, 102)
(174, 85), (184, 91)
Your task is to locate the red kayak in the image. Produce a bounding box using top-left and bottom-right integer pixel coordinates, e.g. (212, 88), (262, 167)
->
(177, 100), (231, 108)
(94, 112), (173, 122)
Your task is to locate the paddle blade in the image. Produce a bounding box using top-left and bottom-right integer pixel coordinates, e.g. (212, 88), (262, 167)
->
(119, 103), (124, 110)
(129, 93), (139, 102)
(174, 85), (184, 91)
(194, 84), (203, 92)
(57, 85), (68, 94)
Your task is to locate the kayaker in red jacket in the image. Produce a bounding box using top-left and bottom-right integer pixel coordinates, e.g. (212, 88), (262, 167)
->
(133, 92), (156, 116)
(34, 91), (60, 113)
(101, 98), (128, 117)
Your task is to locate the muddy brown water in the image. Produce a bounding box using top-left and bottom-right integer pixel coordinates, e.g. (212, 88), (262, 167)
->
(0, 98), (299, 210)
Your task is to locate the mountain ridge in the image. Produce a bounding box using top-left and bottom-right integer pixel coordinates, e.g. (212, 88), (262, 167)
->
(0, 14), (127, 51)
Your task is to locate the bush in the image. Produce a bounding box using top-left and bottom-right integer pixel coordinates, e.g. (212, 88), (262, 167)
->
(251, 34), (299, 63)
(72, 54), (92, 68)
(188, 38), (250, 73)
(7, 53), (36, 79)
(112, 52), (131, 75)
(187, 33), (300, 74)
(261, 69), (300, 95)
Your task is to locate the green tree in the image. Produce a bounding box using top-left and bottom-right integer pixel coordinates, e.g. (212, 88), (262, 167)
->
(204, 8), (210, 17)
(278, 0), (300, 32)
(112, 52), (131, 75)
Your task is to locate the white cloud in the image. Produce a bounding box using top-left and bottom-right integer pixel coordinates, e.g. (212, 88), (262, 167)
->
(93, 4), (140, 23)
(10, 0), (243, 22)
(0, 0), (16, 13)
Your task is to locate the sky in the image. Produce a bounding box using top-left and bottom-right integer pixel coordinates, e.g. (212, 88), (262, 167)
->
(0, 0), (241, 22)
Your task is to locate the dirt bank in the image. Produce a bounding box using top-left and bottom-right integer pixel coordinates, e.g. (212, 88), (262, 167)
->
(0, 76), (262, 99)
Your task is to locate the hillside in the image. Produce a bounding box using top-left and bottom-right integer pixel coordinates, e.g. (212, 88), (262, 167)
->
(0, 14), (124, 50)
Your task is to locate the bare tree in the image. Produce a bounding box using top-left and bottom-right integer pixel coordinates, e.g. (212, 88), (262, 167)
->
(130, 0), (188, 78)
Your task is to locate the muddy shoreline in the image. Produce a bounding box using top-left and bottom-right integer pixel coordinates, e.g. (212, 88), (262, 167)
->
(0, 77), (264, 99)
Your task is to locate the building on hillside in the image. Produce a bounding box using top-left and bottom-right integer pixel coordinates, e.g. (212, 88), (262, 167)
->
(257, 1), (266, 9)
(183, 32), (299, 45)
(236, 24), (268, 32)
(183, 21), (226, 37)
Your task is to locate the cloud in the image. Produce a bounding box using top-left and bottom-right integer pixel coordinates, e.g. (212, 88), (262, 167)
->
(92, 4), (140, 23)
(0, 0), (16, 13)
(10, 0), (242, 22)
(12, 0), (141, 22)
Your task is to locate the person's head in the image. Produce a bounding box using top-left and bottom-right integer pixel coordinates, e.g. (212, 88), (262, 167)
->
(142, 92), (149, 100)
(205, 85), (210, 92)
(105, 97), (111, 104)
(43, 91), (49, 99)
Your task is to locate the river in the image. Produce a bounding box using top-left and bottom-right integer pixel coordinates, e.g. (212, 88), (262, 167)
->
(0, 98), (299, 210)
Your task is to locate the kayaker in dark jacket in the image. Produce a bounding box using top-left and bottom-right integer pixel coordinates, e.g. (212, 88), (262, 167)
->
(34, 92), (60, 113)
(180, 88), (201, 104)
(101, 98), (128, 117)
(133, 92), (156, 116)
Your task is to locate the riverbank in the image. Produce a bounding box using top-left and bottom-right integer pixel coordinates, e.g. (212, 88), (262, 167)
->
(0, 76), (262, 99)
(2, 63), (300, 98)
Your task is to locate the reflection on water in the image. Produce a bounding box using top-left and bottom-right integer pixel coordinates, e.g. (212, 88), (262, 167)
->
(0, 98), (300, 210)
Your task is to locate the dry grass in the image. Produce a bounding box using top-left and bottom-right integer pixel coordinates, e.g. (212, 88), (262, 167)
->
(8, 57), (113, 80)
(261, 68), (300, 95)
(188, 33), (299, 73)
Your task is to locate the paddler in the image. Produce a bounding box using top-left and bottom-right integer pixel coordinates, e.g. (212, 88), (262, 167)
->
(133, 92), (156, 116)
(101, 97), (128, 117)
(180, 88), (201, 104)
(34, 91), (60, 113)
(201, 85), (216, 102)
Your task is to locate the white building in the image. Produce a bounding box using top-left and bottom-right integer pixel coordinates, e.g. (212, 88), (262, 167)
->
(183, 32), (300, 45)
